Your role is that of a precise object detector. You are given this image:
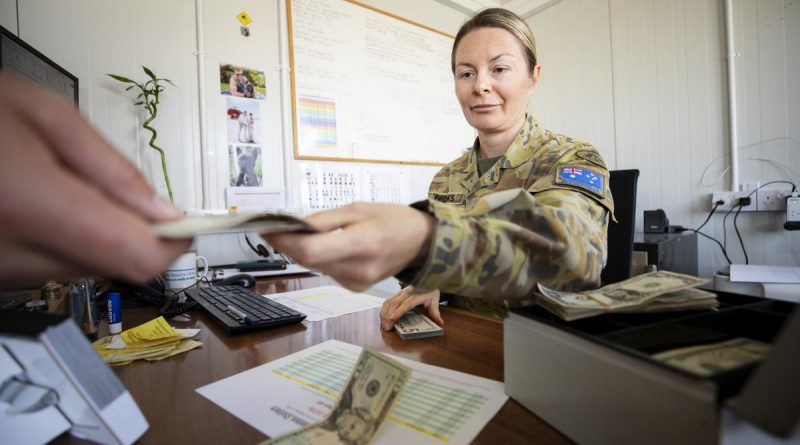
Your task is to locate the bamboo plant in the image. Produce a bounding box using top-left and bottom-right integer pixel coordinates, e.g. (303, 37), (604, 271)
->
(108, 66), (175, 202)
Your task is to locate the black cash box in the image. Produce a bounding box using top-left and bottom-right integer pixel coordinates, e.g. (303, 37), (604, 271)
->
(504, 291), (799, 445)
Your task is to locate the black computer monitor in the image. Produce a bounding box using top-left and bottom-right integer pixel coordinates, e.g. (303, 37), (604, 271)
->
(0, 25), (78, 106)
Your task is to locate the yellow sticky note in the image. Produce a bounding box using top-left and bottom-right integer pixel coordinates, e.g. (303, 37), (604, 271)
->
(236, 11), (252, 26)
(121, 316), (180, 344)
(146, 339), (203, 362)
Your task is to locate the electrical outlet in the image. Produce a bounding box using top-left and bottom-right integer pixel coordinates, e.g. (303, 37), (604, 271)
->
(711, 191), (757, 212)
(756, 189), (792, 212)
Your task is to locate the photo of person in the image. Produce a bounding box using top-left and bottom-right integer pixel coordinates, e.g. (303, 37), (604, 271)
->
(228, 145), (263, 187)
(226, 97), (262, 144)
(219, 64), (266, 100)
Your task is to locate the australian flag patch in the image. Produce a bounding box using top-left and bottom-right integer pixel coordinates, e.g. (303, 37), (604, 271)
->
(556, 165), (604, 196)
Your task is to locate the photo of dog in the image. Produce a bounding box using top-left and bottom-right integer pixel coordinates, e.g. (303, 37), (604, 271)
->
(229, 145), (262, 187)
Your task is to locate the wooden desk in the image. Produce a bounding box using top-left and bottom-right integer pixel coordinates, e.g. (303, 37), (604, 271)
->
(62, 275), (571, 444)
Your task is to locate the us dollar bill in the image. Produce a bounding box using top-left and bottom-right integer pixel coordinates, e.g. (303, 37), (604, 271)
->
(581, 271), (709, 308)
(535, 271), (714, 321)
(394, 311), (443, 340)
(652, 337), (771, 376)
(261, 347), (410, 445)
(153, 212), (316, 239)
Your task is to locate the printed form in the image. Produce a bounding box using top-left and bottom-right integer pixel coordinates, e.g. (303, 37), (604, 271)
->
(196, 340), (507, 444)
(264, 285), (384, 322)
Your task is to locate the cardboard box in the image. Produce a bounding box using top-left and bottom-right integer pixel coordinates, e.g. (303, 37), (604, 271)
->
(504, 292), (799, 445)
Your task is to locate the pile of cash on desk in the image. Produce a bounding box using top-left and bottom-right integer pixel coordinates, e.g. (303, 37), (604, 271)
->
(536, 271), (718, 321)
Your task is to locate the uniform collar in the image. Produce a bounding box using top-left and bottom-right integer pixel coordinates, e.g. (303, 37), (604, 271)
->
(454, 114), (545, 174)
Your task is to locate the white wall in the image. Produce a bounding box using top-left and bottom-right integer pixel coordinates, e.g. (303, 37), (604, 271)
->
(3, 0), (468, 214)
(0, 0), (16, 33)
(529, 0), (800, 276)
(6, 0), (796, 275)
(526, 0), (617, 167)
(11, 0), (203, 209)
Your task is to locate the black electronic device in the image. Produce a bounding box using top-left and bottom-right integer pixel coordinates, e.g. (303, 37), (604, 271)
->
(0, 25), (79, 105)
(235, 259), (286, 271)
(634, 231), (699, 276)
(217, 273), (257, 288)
(108, 275), (167, 308)
(643, 209), (669, 233)
(0, 291), (32, 311)
(185, 286), (305, 334)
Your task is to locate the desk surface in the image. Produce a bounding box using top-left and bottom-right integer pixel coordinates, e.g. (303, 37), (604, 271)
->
(60, 275), (572, 444)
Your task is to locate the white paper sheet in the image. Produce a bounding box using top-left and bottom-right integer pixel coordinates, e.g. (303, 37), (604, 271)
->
(196, 340), (507, 444)
(730, 264), (800, 284)
(263, 285), (384, 322)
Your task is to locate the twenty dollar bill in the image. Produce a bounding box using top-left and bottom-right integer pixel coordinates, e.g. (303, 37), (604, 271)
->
(394, 311), (443, 340)
(261, 347), (410, 445)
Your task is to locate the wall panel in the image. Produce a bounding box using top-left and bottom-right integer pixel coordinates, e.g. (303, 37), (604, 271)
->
(17, 0), (202, 209)
(532, 0), (798, 276)
(0, 0), (16, 33)
(527, 0), (617, 168)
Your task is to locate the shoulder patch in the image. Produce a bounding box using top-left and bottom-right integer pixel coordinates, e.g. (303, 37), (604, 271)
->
(575, 150), (606, 168)
(555, 165), (605, 196)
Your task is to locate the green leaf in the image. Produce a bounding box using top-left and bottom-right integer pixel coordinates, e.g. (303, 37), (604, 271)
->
(134, 101), (144, 105)
(125, 85), (134, 91)
(107, 74), (135, 83)
(142, 66), (157, 81)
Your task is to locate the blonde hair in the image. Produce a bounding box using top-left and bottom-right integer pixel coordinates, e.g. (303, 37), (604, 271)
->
(451, 8), (538, 74)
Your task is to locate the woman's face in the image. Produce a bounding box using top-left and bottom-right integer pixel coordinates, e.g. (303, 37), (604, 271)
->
(454, 27), (538, 137)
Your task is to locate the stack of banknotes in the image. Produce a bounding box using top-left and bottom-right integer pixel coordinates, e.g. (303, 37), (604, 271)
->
(262, 348), (410, 445)
(652, 337), (771, 377)
(393, 311), (443, 340)
(536, 271), (718, 321)
(153, 212), (316, 239)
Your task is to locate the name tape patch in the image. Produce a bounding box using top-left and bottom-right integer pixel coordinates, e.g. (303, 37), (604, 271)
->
(431, 193), (464, 204)
(556, 165), (604, 196)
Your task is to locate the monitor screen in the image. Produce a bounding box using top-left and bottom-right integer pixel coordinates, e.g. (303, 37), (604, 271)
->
(0, 25), (78, 106)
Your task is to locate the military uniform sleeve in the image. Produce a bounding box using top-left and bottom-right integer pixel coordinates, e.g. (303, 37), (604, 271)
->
(403, 149), (614, 300)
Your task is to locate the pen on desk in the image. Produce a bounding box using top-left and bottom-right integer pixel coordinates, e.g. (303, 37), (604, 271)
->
(226, 305), (255, 324)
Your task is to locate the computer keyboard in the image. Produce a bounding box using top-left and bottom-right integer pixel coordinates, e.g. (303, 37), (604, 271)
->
(185, 286), (306, 334)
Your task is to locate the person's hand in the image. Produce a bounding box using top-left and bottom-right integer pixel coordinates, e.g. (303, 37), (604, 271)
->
(264, 203), (435, 291)
(0, 73), (190, 288)
(379, 286), (442, 331)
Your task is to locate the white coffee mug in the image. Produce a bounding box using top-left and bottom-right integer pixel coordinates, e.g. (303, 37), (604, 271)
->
(164, 251), (209, 290)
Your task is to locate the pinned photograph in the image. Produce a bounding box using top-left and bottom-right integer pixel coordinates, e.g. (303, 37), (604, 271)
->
(229, 145), (262, 187)
(220, 64), (266, 100)
(226, 97), (262, 144)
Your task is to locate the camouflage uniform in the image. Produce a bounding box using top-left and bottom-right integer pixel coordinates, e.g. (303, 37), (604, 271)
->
(398, 115), (614, 317)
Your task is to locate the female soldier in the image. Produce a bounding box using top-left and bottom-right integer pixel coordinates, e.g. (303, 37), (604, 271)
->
(266, 8), (614, 330)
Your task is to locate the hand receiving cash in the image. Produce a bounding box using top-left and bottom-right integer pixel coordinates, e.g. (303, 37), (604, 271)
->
(153, 212), (316, 239)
